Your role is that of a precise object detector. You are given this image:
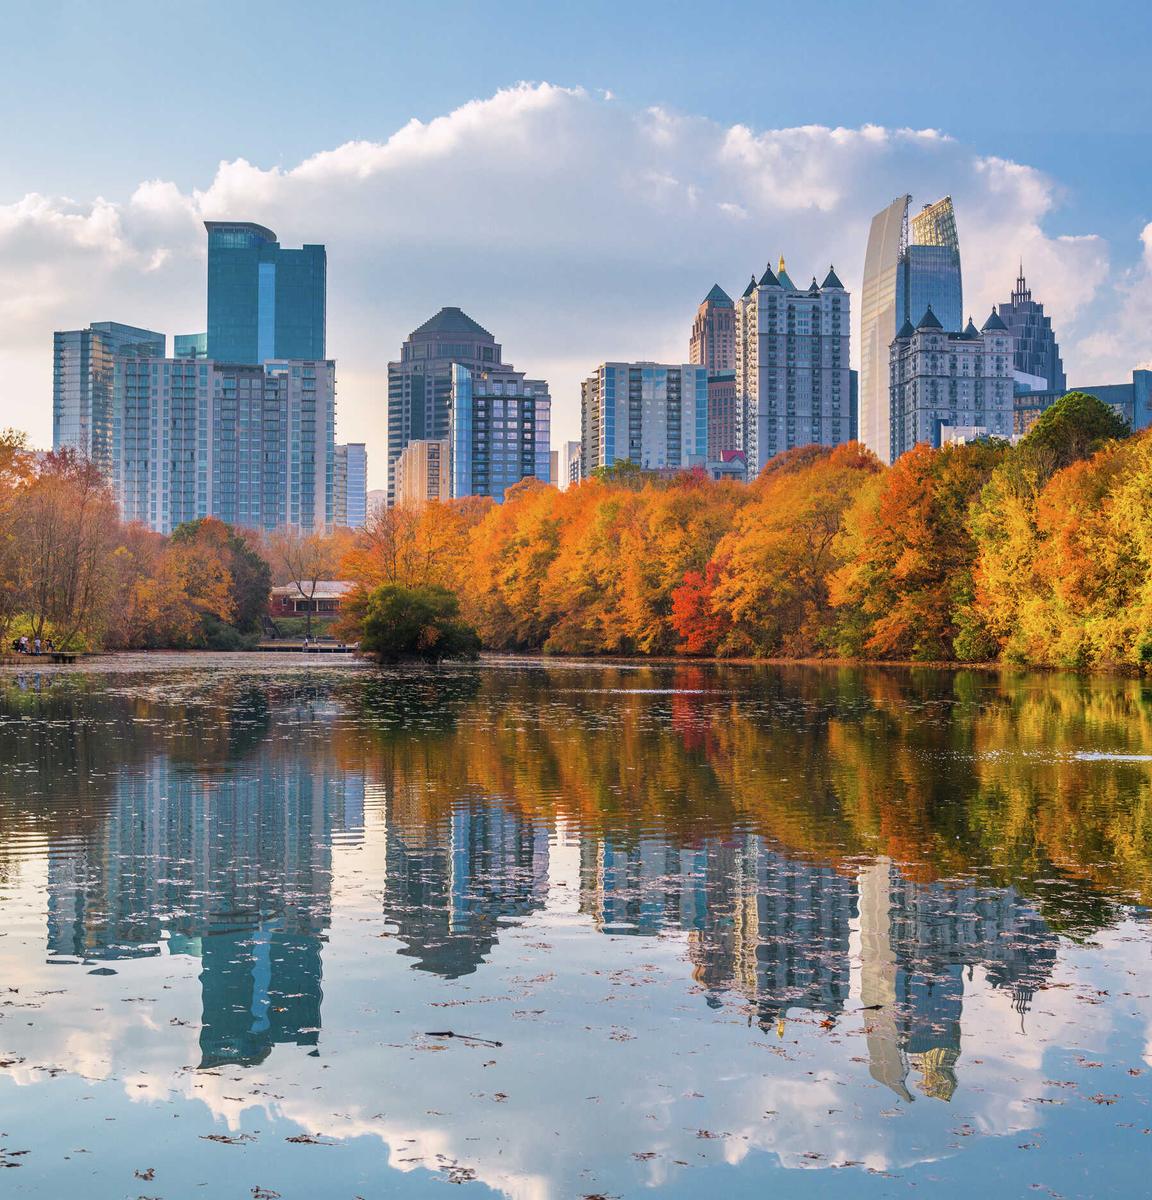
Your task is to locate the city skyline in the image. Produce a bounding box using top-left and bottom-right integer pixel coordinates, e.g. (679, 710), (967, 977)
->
(3, 14), (1150, 490)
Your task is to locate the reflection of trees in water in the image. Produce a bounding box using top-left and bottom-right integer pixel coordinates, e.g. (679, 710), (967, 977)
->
(8, 661), (1152, 1091)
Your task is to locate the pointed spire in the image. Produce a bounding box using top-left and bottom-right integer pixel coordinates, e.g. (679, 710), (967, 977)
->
(896, 318), (916, 339)
(758, 262), (781, 287)
(821, 264), (845, 290)
(1012, 261), (1031, 305)
(963, 315), (979, 338)
(807, 276), (821, 296)
(742, 273), (757, 298)
(703, 283), (732, 305)
(775, 254), (796, 290)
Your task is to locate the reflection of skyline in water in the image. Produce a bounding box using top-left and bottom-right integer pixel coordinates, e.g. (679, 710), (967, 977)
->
(0, 662), (1147, 1105)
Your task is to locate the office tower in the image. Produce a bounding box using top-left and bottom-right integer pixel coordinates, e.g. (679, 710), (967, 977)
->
(53, 322), (165, 474)
(386, 307), (503, 505)
(394, 439), (451, 507)
(734, 258), (852, 474)
(707, 370), (738, 458)
(580, 362), (709, 475)
(113, 356), (335, 534)
(888, 308), (1014, 459)
(689, 284), (735, 372)
(860, 195), (964, 463)
(450, 363), (551, 501)
(387, 307), (550, 505)
(997, 265), (1066, 394)
(563, 439), (582, 488)
(174, 333), (207, 359)
(205, 221), (326, 364)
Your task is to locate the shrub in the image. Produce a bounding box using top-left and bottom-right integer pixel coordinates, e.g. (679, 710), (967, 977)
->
(358, 585), (480, 663)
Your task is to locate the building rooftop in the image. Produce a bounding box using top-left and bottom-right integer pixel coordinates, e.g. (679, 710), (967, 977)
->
(916, 305), (944, 330)
(204, 220), (278, 243)
(821, 265), (845, 290)
(410, 306), (495, 340)
(702, 283), (733, 305)
(758, 263), (781, 288)
(982, 308), (1009, 332)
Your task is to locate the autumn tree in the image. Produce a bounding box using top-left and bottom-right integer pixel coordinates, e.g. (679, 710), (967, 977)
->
(14, 450), (120, 649)
(0, 430), (32, 644)
(697, 443), (881, 656)
(830, 440), (1006, 661)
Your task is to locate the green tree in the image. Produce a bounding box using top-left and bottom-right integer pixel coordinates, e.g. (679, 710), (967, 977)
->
(1020, 391), (1130, 475)
(358, 584), (481, 663)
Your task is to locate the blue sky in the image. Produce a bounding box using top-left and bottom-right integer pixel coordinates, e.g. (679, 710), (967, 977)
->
(2, 0), (1150, 482)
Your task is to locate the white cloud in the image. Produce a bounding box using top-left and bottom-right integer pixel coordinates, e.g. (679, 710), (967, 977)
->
(0, 82), (1144, 484)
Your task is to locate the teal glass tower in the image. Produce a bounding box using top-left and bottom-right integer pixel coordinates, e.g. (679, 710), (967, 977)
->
(205, 221), (326, 364)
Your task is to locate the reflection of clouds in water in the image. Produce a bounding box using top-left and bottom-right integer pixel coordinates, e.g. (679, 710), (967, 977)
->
(2, 661), (1152, 1198)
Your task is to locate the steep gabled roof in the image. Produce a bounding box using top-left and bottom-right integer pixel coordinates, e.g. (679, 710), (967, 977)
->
(821, 265), (845, 290)
(410, 306), (495, 340)
(962, 316), (980, 339)
(742, 274), (758, 298)
(758, 263), (781, 288)
(703, 283), (733, 305)
(916, 305), (943, 330)
(896, 319), (916, 339)
(776, 255), (796, 290)
(981, 308), (1009, 333)
(807, 277), (821, 296)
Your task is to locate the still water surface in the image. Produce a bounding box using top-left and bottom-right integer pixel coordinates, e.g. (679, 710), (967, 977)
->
(0, 654), (1150, 1198)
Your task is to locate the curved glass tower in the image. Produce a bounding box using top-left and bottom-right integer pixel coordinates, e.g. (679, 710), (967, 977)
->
(859, 195), (963, 463)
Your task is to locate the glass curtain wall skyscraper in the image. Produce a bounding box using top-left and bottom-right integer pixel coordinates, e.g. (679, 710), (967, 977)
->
(53, 321), (166, 475)
(205, 221), (326, 364)
(860, 195), (964, 463)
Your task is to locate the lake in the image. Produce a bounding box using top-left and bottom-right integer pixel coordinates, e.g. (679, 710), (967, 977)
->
(0, 653), (1149, 1198)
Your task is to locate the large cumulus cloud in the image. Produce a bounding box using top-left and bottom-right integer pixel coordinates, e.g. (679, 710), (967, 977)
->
(0, 82), (1138, 483)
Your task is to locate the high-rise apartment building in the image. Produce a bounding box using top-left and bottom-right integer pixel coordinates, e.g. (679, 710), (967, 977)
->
(580, 363), (709, 475)
(689, 284), (735, 372)
(888, 308), (1014, 459)
(997, 266), (1066, 395)
(341, 443), (367, 528)
(205, 221), (326, 364)
(113, 356), (335, 535)
(449, 364), (551, 501)
(394, 439), (451, 507)
(860, 195), (963, 463)
(53, 322), (165, 474)
(734, 258), (852, 474)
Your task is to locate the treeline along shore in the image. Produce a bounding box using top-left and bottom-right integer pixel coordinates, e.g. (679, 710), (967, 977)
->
(3, 391), (1151, 669)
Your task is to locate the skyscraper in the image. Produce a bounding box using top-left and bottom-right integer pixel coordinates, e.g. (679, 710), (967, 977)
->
(387, 308), (550, 505)
(689, 284), (735, 372)
(580, 362), (709, 476)
(114, 356), (335, 534)
(734, 258), (851, 474)
(386, 307), (503, 505)
(997, 265), (1066, 394)
(860, 195), (964, 462)
(205, 221), (326, 364)
(53, 322), (165, 474)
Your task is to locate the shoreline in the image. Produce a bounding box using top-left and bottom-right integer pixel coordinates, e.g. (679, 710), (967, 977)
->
(2, 646), (1145, 679)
